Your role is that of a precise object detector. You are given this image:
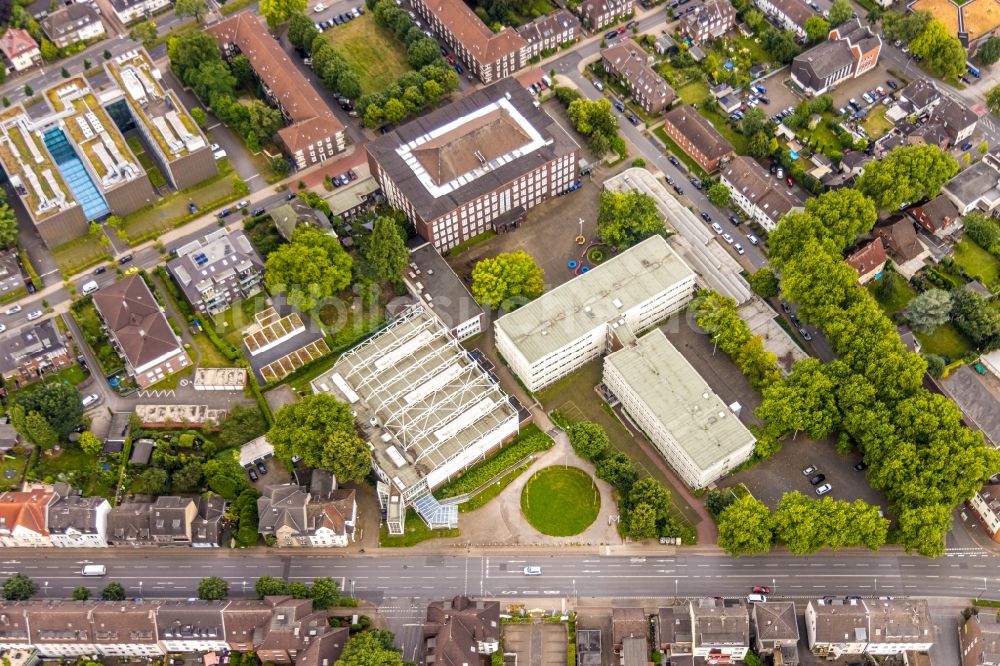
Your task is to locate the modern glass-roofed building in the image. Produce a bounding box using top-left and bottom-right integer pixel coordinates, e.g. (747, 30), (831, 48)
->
(311, 306), (520, 534)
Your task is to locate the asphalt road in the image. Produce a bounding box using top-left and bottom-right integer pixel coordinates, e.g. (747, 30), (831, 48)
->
(9, 551), (998, 602)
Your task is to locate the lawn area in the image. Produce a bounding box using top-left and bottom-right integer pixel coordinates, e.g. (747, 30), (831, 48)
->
(915, 323), (973, 359)
(71, 298), (124, 375)
(0, 453), (25, 492)
(867, 273), (916, 316)
(324, 14), (411, 96)
(126, 136), (167, 189)
(954, 237), (1000, 285)
(862, 106), (894, 140)
(521, 466), (600, 536)
(52, 234), (111, 277)
(504, 0), (558, 25)
(9, 364), (91, 395)
(379, 508), (460, 547)
(668, 83), (747, 154)
(29, 446), (117, 499)
(798, 113), (840, 154)
(675, 80), (709, 106)
(538, 359), (702, 531)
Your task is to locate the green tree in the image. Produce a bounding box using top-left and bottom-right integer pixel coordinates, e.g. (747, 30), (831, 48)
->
(101, 582), (126, 601)
(423, 78), (443, 104)
(595, 452), (638, 493)
(747, 131), (771, 159)
(288, 581), (310, 598)
(366, 216), (408, 284)
(923, 352), (946, 378)
(255, 576), (289, 598)
(23, 85), (32, 97)
(762, 28), (799, 63)
(771, 491), (823, 554)
(857, 144), (958, 212)
(260, 0), (306, 28)
(167, 32), (221, 85)
(758, 358), (841, 439)
(882, 10), (932, 44)
(72, 586), (91, 601)
(12, 381), (82, 437)
(139, 467), (170, 495)
(988, 85), (1000, 115)
(198, 576), (229, 600)
(567, 422), (609, 461)
(828, 0), (852, 24)
(265, 226), (353, 311)
(951, 289), (1000, 350)
(288, 11), (320, 52)
(78, 431), (102, 456)
(705, 489), (736, 518)
(383, 97), (407, 124)
(471, 250), (544, 309)
(337, 630), (404, 666)
(24, 411), (57, 449)
(269, 394), (370, 481)
(706, 183), (731, 209)
(625, 503), (658, 540)
(2, 574), (36, 601)
(748, 267), (779, 299)
(626, 477), (674, 536)
(337, 70), (362, 100)
(804, 15), (830, 42)
(310, 577), (340, 609)
(0, 203), (19, 249)
(896, 504), (951, 558)
(597, 190), (666, 249)
(129, 20), (158, 43)
(904, 288), (952, 333)
(172, 460), (204, 493)
(175, 0), (209, 22)
(717, 495), (773, 556)
(978, 36), (1000, 65)
(218, 405), (267, 450)
(202, 454), (252, 499)
(910, 20), (967, 79)
(407, 37), (440, 68)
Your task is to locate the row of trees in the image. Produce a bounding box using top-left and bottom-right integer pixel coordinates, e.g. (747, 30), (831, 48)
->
(253, 576), (346, 608)
(759, 146), (1000, 556)
(596, 191), (667, 249)
(554, 87), (626, 159)
(471, 250), (544, 310)
(882, 10), (966, 79)
(692, 291), (780, 393)
(717, 492), (889, 556)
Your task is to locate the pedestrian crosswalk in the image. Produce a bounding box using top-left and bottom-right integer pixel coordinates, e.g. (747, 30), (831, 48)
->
(945, 547), (990, 557)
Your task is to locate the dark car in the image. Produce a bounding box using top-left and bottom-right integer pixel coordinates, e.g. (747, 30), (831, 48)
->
(218, 208), (232, 218)
(690, 177), (702, 189)
(604, 29), (620, 40)
(809, 473), (826, 486)
(854, 461), (868, 471)
(668, 156), (680, 167)
(93, 265), (107, 275)
(256, 461), (268, 475)
(780, 301), (790, 313)
(769, 162), (777, 174)
(251, 207), (265, 217)
(673, 184), (683, 195)
(347, 169), (358, 181)
(790, 313), (800, 325)
(248, 468), (259, 482)
(286, 193), (297, 200)
(627, 114), (640, 125)
(886, 79), (898, 90)
(613, 100), (625, 113)
(187, 203), (198, 214)
(700, 211), (711, 222)
(440, 46), (448, 56)
(118, 254), (133, 265)
(729, 215), (740, 226)
(73, 424), (87, 433)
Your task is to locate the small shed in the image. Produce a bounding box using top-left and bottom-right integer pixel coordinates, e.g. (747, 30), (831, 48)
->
(239, 434), (274, 467)
(130, 438), (156, 465)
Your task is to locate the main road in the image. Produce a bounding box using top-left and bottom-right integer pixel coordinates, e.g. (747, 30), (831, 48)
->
(8, 550), (996, 602)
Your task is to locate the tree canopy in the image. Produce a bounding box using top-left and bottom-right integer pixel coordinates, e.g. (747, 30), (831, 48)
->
(101, 582), (125, 601)
(855, 144), (958, 211)
(471, 250), (544, 309)
(174, 0), (209, 22)
(910, 20), (967, 79)
(365, 216), (408, 284)
(260, 0), (306, 28)
(0, 201), (18, 248)
(12, 381), (82, 438)
(717, 495), (773, 556)
(336, 630), (404, 666)
(977, 36), (1000, 65)
(268, 394), (370, 483)
(597, 190), (666, 249)
(265, 226), (353, 312)
(198, 576), (229, 600)
(904, 288), (952, 333)
(827, 0), (852, 24)
(804, 15), (830, 42)
(567, 422), (610, 461)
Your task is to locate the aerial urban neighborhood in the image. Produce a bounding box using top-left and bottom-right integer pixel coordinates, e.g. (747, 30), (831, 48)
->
(0, 0), (1000, 660)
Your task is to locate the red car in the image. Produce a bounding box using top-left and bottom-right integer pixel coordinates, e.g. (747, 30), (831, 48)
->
(786, 176), (794, 187)
(446, 54), (456, 65)
(753, 586), (770, 594)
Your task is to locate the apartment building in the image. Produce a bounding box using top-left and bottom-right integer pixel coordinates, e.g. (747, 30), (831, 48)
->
(0, 319), (73, 386)
(690, 598), (750, 661)
(92, 274), (189, 389)
(601, 38), (676, 114)
(46, 493), (110, 548)
(411, 0), (526, 83)
(256, 483), (357, 547)
(752, 601), (799, 661)
(423, 596), (500, 665)
(719, 155), (800, 230)
(845, 237), (888, 284)
(495, 235), (696, 392)
(404, 242), (485, 341)
(208, 14), (346, 168)
(107, 0), (171, 24)
(166, 228), (265, 315)
(41, 4), (105, 48)
(604, 329), (756, 488)
(754, 0), (813, 36)
(961, 612), (1000, 666)
(367, 79), (579, 252)
(106, 495), (225, 547)
(579, 0), (634, 30)
(661, 105), (734, 172)
(0, 488), (58, 547)
(967, 483), (1000, 543)
(806, 598), (933, 658)
(791, 19), (882, 96)
(679, 0), (736, 44)
(104, 49), (217, 191)
(516, 10), (581, 59)
(0, 29), (41, 72)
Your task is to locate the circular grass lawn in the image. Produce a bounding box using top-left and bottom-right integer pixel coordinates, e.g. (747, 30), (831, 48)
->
(520, 466), (600, 536)
(586, 245), (610, 264)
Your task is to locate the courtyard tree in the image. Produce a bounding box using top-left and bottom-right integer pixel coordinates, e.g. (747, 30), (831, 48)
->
(471, 250), (544, 309)
(881, 10), (932, 44)
(716, 495), (773, 556)
(2, 574), (37, 601)
(217, 405), (267, 450)
(910, 20), (967, 79)
(761, 28), (799, 63)
(198, 576), (229, 600)
(268, 394), (370, 482)
(706, 183), (731, 209)
(978, 36), (1000, 65)
(407, 37), (440, 68)
(595, 451), (639, 493)
(260, 0), (306, 28)
(78, 431), (103, 456)
(338, 630), (404, 666)
(23, 411), (57, 449)
(988, 85), (1000, 115)
(72, 586), (91, 601)
(625, 503), (658, 540)
(827, 0), (852, 25)
(802, 188), (877, 251)
(139, 468), (170, 495)
(747, 131), (771, 159)
(857, 144), (958, 212)
(0, 202), (17, 248)
(597, 190), (666, 249)
(309, 577), (341, 609)
(567, 421), (610, 461)
(626, 478), (675, 536)
(12, 380), (82, 437)
(265, 226), (353, 311)
(366, 216), (409, 284)
(904, 288), (952, 333)
(804, 15), (830, 43)
(101, 582), (126, 601)
(771, 492), (823, 554)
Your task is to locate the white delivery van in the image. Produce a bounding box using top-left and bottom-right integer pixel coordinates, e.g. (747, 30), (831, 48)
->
(81, 280), (99, 295)
(81, 564), (106, 576)
(747, 593), (767, 603)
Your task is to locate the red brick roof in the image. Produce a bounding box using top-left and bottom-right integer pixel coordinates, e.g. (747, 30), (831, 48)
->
(208, 14), (344, 155)
(845, 238), (887, 276)
(0, 28), (38, 60)
(0, 490), (54, 537)
(420, 0), (526, 64)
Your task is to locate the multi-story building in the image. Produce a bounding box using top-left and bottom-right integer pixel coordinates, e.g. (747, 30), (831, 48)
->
(208, 14), (346, 168)
(690, 598), (750, 662)
(46, 492), (110, 548)
(311, 307), (520, 534)
(601, 39), (676, 114)
(516, 10), (580, 59)
(256, 483), (357, 547)
(0, 29), (41, 72)
(961, 612), (1000, 666)
(423, 596), (500, 665)
(791, 19), (881, 96)
(166, 229), (265, 315)
(579, 0), (634, 30)
(845, 238), (887, 284)
(107, 0), (172, 24)
(404, 242), (485, 341)
(661, 105), (734, 173)
(911, 193), (962, 238)
(496, 235), (696, 392)
(754, 0), (814, 37)
(0, 319), (73, 386)
(92, 274), (189, 389)
(157, 602), (229, 652)
(806, 598), (934, 658)
(107, 495), (226, 547)
(41, 4), (106, 48)
(720, 155), (800, 231)
(679, 0), (736, 44)
(104, 49), (218, 191)
(27, 602), (99, 656)
(0, 488), (58, 547)
(753, 602), (799, 664)
(604, 329), (757, 488)
(368, 79), (579, 252)
(968, 484), (1000, 542)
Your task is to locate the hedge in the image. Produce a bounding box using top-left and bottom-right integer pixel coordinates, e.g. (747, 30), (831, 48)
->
(434, 424), (553, 499)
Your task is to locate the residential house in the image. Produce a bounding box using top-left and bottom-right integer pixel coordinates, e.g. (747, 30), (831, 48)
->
(840, 150), (872, 177)
(516, 10), (580, 59)
(41, 4), (106, 49)
(0, 29), (41, 72)
(806, 598), (870, 658)
(845, 238), (888, 283)
(932, 97), (979, 146)
(149, 496), (197, 545)
(791, 20), (881, 96)
(269, 198), (333, 241)
(601, 38), (676, 114)
(720, 155), (800, 231)
(47, 492), (111, 548)
(753, 601), (799, 663)
(657, 606), (693, 662)
(865, 599), (934, 655)
(967, 483), (1000, 544)
(874, 220), (931, 278)
(961, 612), (1000, 666)
(911, 193), (962, 238)
(92, 274), (190, 389)
(256, 596), (349, 663)
(612, 607), (647, 651)
(107, 502), (153, 546)
(410, 0), (527, 83)
(92, 601), (161, 657)
(679, 0), (736, 44)
(662, 105), (734, 173)
(26, 602), (97, 657)
(690, 598), (750, 662)
(944, 154), (1000, 215)
(156, 602), (229, 652)
(192, 495), (226, 547)
(166, 229), (265, 315)
(423, 596), (500, 665)
(577, 630), (602, 666)
(0, 319), (73, 386)
(256, 483), (357, 547)
(897, 79), (942, 117)
(579, 0), (634, 30)
(107, 0), (171, 24)
(221, 599), (273, 653)
(0, 488), (57, 547)
(0, 248), (24, 301)
(753, 0), (814, 38)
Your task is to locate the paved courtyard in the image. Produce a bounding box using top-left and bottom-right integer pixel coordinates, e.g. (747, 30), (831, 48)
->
(502, 621), (568, 666)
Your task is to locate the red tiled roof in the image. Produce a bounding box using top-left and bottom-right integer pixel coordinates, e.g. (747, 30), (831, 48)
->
(420, 0), (526, 63)
(845, 238), (887, 276)
(0, 490), (54, 537)
(208, 15), (344, 155)
(0, 29), (39, 59)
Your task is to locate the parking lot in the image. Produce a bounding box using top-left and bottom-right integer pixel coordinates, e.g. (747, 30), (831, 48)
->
(501, 622), (567, 666)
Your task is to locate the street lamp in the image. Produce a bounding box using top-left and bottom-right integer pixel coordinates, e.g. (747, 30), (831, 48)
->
(572, 579), (577, 597)
(674, 579), (678, 605)
(139, 580), (143, 597)
(772, 578), (776, 596)
(43, 581), (48, 597)
(242, 580), (247, 595)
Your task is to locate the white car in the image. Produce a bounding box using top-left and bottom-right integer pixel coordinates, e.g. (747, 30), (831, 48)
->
(313, 2), (326, 12)
(26, 310), (42, 321)
(5, 304), (21, 315)
(747, 233), (759, 245)
(81, 393), (100, 408)
(722, 233), (734, 244)
(523, 566), (542, 575)
(0, 324), (6, 333)
(236, 200), (250, 209)
(711, 222), (724, 234)
(734, 242), (745, 255)
(815, 483), (832, 496)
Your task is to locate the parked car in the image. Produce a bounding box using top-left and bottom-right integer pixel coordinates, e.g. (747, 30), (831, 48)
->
(604, 29), (620, 40)
(690, 177), (702, 189)
(93, 265), (106, 275)
(815, 483), (832, 496)
(236, 200), (250, 209)
(668, 156), (680, 167)
(787, 176), (794, 186)
(118, 254), (133, 264)
(251, 207), (265, 217)
(187, 203), (198, 214)
(799, 327), (813, 341)
(0, 324), (7, 333)
(248, 468), (259, 482)
(313, 2), (326, 12)
(6, 304), (21, 315)
(82, 393), (100, 408)
(886, 79), (898, 90)
(746, 233), (759, 245)
(854, 461), (868, 471)
(673, 185), (683, 195)
(722, 233), (734, 244)
(776, 167), (784, 179)
(218, 208), (232, 218)
(780, 301), (790, 313)
(26, 310), (42, 321)
(802, 465), (817, 476)
(613, 100), (626, 113)
(734, 243), (744, 255)
(700, 211), (712, 222)
(729, 215), (740, 226)
(256, 461), (268, 475)
(711, 222), (723, 234)
(753, 586), (770, 593)
(962, 142), (974, 151)
(809, 473), (826, 486)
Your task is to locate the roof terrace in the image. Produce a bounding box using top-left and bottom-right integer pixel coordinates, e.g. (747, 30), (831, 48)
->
(0, 106), (73, 221)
